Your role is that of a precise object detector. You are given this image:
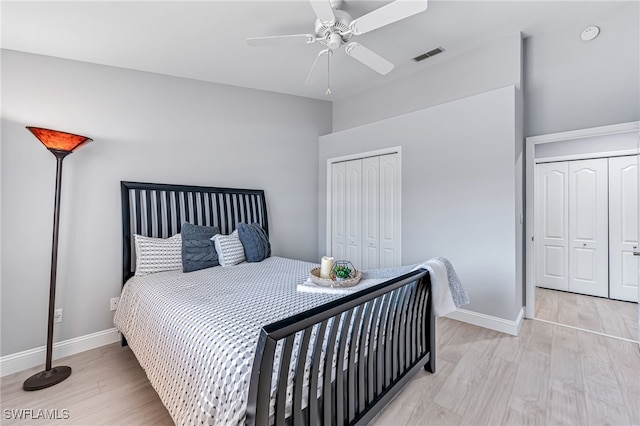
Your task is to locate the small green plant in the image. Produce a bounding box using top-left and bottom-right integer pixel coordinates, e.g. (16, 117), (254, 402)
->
(334, 265), (352, 279)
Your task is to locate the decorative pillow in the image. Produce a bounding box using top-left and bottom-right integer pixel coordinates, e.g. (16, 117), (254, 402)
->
(212, 230), (246, 267)
(134, 233), (182, 276)
(237, 222), (271, 263)
(181, 222), (220, 273)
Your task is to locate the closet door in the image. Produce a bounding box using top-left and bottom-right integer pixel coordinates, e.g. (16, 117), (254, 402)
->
(379, 153), (400, 268)
(331, 162), (346, 261)
(345, 159), (363, 269)
(329, 152), (400, 270)
(609, 155), (639, 302)
(568, 158), (608, 297)
(535, 162), (569, 291)
(362, 156), (380, 270)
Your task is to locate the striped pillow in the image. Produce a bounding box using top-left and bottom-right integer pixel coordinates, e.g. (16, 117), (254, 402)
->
(134, 233), (183, 276)
(212, 230), (246, 267)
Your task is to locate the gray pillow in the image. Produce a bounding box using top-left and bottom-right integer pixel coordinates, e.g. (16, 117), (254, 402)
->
(181, 222), (220, 272)
(237, 222), (271, 262)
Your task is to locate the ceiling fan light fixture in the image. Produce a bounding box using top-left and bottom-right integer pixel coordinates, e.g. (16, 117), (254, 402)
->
(327, 33), (343, 49)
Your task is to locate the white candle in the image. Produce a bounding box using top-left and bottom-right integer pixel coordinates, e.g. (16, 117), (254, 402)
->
(320, 256), (334, 279)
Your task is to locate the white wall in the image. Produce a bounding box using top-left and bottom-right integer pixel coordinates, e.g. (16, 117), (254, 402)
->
(0, 50), (332, 356)
(320, 86), (520, 321)
(524, 2), (640, 137)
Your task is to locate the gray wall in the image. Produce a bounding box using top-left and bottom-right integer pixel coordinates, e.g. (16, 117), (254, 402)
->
(535, 131), (639, 160)
(524, 1), (640, 137)
(323, 34), (524, 322)
(332, 34), (522, 132)
(320, 86), (520, 320)
(0, 50), (332, 356)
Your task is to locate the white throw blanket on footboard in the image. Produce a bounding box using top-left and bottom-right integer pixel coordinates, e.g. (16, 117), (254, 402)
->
(412, 257), (469, 317)
(297, 257), (469, 317)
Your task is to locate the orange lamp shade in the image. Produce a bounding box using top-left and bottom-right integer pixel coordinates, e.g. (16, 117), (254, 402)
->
(27, 127), (92, 153)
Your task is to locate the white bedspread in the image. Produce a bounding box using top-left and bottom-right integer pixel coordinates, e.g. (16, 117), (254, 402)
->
(114, 257), (345, 425)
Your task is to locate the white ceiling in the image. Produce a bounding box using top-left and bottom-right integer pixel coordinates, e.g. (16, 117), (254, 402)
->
(0, 1), (628, 101)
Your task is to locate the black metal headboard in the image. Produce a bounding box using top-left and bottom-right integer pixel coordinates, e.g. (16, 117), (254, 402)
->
(121, 181), (268, 284)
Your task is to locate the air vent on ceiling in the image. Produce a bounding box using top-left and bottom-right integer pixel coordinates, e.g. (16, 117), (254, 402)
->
(413, 47), (445, 62)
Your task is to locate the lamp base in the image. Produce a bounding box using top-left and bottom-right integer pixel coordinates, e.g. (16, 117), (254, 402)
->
(23, 366), (72, 391)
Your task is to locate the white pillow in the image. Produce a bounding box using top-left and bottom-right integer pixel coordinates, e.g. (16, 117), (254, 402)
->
(134, 233), (182, 276)
(212, 230), (245, 267)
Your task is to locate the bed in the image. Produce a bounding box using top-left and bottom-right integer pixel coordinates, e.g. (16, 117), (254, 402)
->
(116, 181), (435, 426)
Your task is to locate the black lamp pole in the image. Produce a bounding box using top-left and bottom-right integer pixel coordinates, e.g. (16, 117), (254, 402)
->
(23, 150), (73, 391)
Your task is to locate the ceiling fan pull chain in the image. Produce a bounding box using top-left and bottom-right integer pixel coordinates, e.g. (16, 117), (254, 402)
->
(326, 50), (332, 95)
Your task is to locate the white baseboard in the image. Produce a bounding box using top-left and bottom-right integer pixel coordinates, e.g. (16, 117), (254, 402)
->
(0, 328), (120, 377)
(446, 307), (525, 336)
(0, 309), (525, 376)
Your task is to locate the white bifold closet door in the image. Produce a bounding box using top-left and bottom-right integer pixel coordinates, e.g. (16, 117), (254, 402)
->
(362, 157), (380, 269)
(331, 162), (347, 261)
(609, 155), (639, 302)
(568, 158), (608, 297)
(345, 159), (363, 269)
(331, 153), (400, 271)
(535, 162), (570, 291)
(535, 158), (608, 297)
(378, 154), (400, 268)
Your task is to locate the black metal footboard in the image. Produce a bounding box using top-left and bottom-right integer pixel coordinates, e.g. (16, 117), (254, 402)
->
(246, 269), (435, 426)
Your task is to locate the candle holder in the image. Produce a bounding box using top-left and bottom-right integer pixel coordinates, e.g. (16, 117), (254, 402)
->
(309, 260), (361, 287)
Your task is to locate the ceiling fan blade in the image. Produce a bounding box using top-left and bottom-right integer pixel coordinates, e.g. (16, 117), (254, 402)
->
(345, 42), (394, 75)
(349, 0), (428, 35)
(305, 49), (331, 85)
(309, 0), (336, 25)
(247, 34), (317, 47)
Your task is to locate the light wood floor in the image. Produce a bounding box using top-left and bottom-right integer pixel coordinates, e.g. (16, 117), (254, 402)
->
(535, 287), (639, 342)
(1, 318), (639, 425)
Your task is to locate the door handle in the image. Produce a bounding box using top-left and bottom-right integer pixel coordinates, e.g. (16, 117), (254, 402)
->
(634, 252), (640, 256)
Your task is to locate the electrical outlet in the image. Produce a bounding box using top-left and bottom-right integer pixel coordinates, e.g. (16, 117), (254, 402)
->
(54, 308), (63, 323)
(110, 297), (120, 311)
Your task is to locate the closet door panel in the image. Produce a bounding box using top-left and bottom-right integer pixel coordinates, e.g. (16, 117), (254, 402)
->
(345, 159), (363, 269)
(535, 162), (569, 291)
(569, 158), (608, 297)
(362, 156), (380, 270)
(331, 162), (346, 261)
(379, 153), (400, 268)
(609, 155), (639, 302)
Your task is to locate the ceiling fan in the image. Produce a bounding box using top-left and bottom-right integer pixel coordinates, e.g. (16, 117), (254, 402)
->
(247, 0), (428, 94)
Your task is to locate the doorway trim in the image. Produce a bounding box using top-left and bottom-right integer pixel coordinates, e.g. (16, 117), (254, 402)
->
(525, 121), (640, 319)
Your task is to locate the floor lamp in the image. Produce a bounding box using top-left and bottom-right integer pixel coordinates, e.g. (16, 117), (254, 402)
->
(23, 127), (93, 391)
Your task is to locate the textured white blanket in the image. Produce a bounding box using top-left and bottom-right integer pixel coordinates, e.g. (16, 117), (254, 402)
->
(114, 257), (344, 425)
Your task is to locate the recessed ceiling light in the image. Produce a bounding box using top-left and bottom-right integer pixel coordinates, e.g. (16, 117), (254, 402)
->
(581, 26), (600, 41)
